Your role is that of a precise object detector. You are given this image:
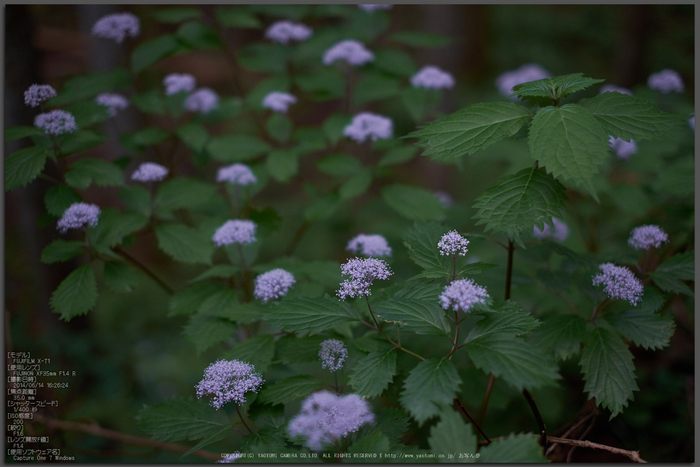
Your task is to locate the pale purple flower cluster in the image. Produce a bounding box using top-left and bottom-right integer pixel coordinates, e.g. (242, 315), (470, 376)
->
(346, 234), (392, 257)
(184, 88), (219, 114)
(609, 136), (637, 160)
(216, 163), (257, 186)
(95, 93), (129, 116)
(337, 257), (393, 300)
(533, 217), (569, 243)
(34, 110), (78, 135)
(592, 263), (643, 306)
(438, 230), (469, 257)
(599, 84), (633, 96)
(195, 360), (264, 409)
(344, 112), (393, 143)
(264, 20), (312, 44)
(254, 269), (296, 303)
(212, 220), (257, 247)
(495, 63), (550, 97)
(323, 40), (374, 67)
(217, 452), (242, 464)
(439, 278), (489, 313)
(410, 66), (455, 90)
(57, 202), (100, 234)
(434, 191), (453, 208)
(131, 162), (168, 182)
(163, 73), (196, 96)
(262, 91), (297, 113)
(358, 4), (393, 11)
(628, 225), (669, 250)
(91, 12), (140, 43)
(24, 84), (57, 107)
(288, 391), (374, 451)
(647, 69), (685, 94)
(689, 117), (695, 130)
(319, 339), (347, 372)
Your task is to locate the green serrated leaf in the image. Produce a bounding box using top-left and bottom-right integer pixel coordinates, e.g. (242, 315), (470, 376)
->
(472, 167), (569, 240)
(189, 265), (240, 283)
(373, 298), (451, 336)
(262, 296), (360, 335)
(373, 48), (418, 77)
(322, 114), (352, 146)
(348, 430), (390, 459)
(294, 68), (346, 101)
(512, 73), (605, 101)
(64, 158), (124, 189)
(68, 101), (111, 128)
(50, 265), (98, 320)
(87, 209), (147, 250)
(118, 185), (151, 217)
(41, 240), (85, 264)
(466, 333), (559, 390)
(183, 313), (236, 354)
(247, 403), (286, 429)
(154, 178), (218, 215)
(349, 349), (397, 398)
(176, 121), (210, 153)
(103, 261), (140, 293)
(428, 406), (478, 463)
(605, 310), (675, 351)
(649, 251), (694, 296)
(399, 358), (462, 425)
(579, 327), (639, 419)
(136, 397), (231, 442)
(406, 102), (532, 162)
(258, 375), (325, 406)
(465, 303), (540, 342)
(578, 92), (687, 141)
(237, 43), (289, 73)
(59, 130), (106, 156)
(131, 34), (182, 74)
(394, 283), (444, 302)
(222, 335), (275, 373)
(240, 426), (287, 454)
(6, 125), (45, 142)
(275, 334), (329, 365)
(382, 184), (446, 221)
(378, 145), (418, 167)
(5, 146), (50, 191)
(402, 222), (450, 271)
(528, 104), (610, 200)
(529, 314), (586, 361)
(265, 113), (293, 144)
(476, 433), (547, 463)
(131, 89), (166, 115)
(155, 223), (214, 265)
(120, 127), (171, 154)
(169, 282), (226, 316)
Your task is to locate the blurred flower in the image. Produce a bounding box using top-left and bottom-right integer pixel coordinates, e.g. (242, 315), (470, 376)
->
(91, 12), (140, 43)
(599, 84), (633, 95)
(216, 163), (257, 186)
(264, 20), (312, 44)
(592, 263), (643, 306)
(217, 452), (242, 463)
(440, 278), (489, 312)
(254, 269), (296, 303)
(358, 4), (393, 11)
(609, 136), (637, 160)
(195, 360), (263, 409)
(533, 217), (569, 243)
(495, 63), (550, 97)
(319, 339), (347, 372)
(262, 91), (297, 113)
(288, 391), (374, 451)
(131, 162), (168, 182)
(95, 93), (129, 117)
(163, 73), (196, 95)
(184, 88), (219, 114)
(628, 225), (669, 250)
(34, 110), (77, 135)
(434, 191), (453, 208)
(323, 40), (374, 66)
(410, 66), (455, 90)
(647, 69), (684, 93)
(438, 230), (469, 256)
(57, 203), (100, 234)
(344, 112), (393, 142)
(24, 84), (56, 107)
(346, 234), (392, 257)
(213, 220), (257, 247)
(337, 257), (392, 300)
(688, 116), (694, 130)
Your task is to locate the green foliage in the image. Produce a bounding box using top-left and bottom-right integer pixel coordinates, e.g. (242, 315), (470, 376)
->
(150, 7), (203, 23)
(49, 264), (98, 320)
(154, 178), (218, 215)
(275, 334), (329, 365)
(206, 134), (271, 162)
(41, 240), (85, 264)
(465, 301), (540, 342)
(48, 69), (131, 106)
(511, 73), (605, 102)
(103, 261), (140, 293)
(214, 6), (262, 29)
(399, 358), (462, 425)
(262, 296), (361, 335)
(266, 149), (298, 183)
(390, 31), (452, 48)
(580, 327), (639, 419)
(5, 125), (45, 142)
(64, 158), (124, 189)
(222, 335), (275, 373)
(476, 433), (548, 463)
(5, 146), (50, 191)
(258, 375), (326, 406)
(136, 397), (231, 443)
(403, 222), (450, 271)
(155, 223), (214, 265)
(381, 184), (446, 221)
(88, 208), (148, 250)
(120, 127), (171, 153)
(182, 313), (236, 354)
(605, 310), (675, 351)
(349, 348), (397, 397)
(529, 314), (586, 361)
(373, 298), (451, 336)
(650, 251), (694, 296)
(168, 282), (225, 316)
(131, 35), (182, 74)
(428, 406), (478, 462)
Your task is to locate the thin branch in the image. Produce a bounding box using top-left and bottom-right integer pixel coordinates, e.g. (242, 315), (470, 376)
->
(454, 399), (490, 444)
(545, 410), (596, 456)
(234, 404), (253, 434)
(547, 436), (647, 463)
(31, 414), (221, 461)
(476, 374), (495, 426)
(114, 247), (175, 295)
(522, 389), (547, 446)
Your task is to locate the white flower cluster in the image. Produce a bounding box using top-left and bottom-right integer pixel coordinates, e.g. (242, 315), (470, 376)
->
(95, 93), (129, 116)
(358, 4), (393, 12)
(533, 217), (569, 243)
(609, 136), (637, 160)
(216, 163), (257, 186)
(346, 234), (392, 257)
(57, 203), (101, 234)
(163, 73), (196, 96)
(647, 69), (684, 94)
(212, 220), (257, 247)
(184, 88), (219, 114)
(323, 40), (374, 67)
(254, 269), (296, 303)
(410, 66), (455, 90)
(91, 12), (140, 43)
(264, 20), (312, 44)
(599, 84), (633, 96)
(24, 84), (56, 107)
(336, 257), (392, 300)
(262, 92), (297, 113)
(344, 112), (393, 143)
(437, 230), (469, 256)
(34, 110), (78, 135)
(628, 225), (669, 250)
(131, 162), (168, 183)
(439, 278), (489, 313)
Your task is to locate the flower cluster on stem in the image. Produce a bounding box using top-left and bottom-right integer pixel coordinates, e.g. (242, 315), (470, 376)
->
(254, 269), (295, 303)
(319, 339), (347, 372)
(91, 12), (140, 43)
(592, 263), (643, 306)
(346, 234), (392, 257)
(195, 360), (263, 409)
(212, 220), (257, 247)
(336, 257), (392, 300)
(628, 225), (669, 250)
(57, 203), (101, 234)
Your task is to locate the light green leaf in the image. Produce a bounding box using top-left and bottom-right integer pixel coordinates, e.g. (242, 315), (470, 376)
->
(275, 334), (329, 365)
(649, 251), (694, 296)
(258, 375), (325, 406)
(48, 69), (131, 106)
(390, 31), (452, 48)
(222, 335), (275, 373)
(214, 6), (261, 28)
(406, 102), (532, 162)
(399, 358), (462, 425)
(528, 104), (610, 200)
(103, 261), (140, 293)
(466, 333), (559, 390)
(349, 349), (397, 398)
(578, 91), (687, 141)
(316, 153), (363, 177)
(118, 185), (151, 217)
(579, 327), (639, 418)
(476, 433), (547, 463)
(511, 73), (605, 101)
(155, 223), (214, 265)
(428, 406), (478, 463)
(151, 7), (203, 23)
(206, 134), (270, 162)
(266, 149), (298, 183)
(529, 314), (586, 361)
(136, 397), (231, 442)
(5, 146), (50, 191)
(131, 34), (182, 74)
(41, 240), (85, 264)
(472, 167), (569, 241)
(382, 184), (446, 221)
(373, 298), (451, 336)
(183, 313), (236, 354)
(352, 72), (401, 106)
(50, 265), (98, 320)
(402, 222), (450, 271)
(262, 295), (361, 335)
(168, 282), (226, 316)
(339, 169), (372, 200)
(64, 158), (124, 189)
(605, 310), (675, 351)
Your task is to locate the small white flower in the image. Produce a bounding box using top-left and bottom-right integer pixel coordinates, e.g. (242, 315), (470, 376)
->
(647, 69), (684, 94)
(599, 84), (633, 96)
(254, 269), (296, 303)
(57, 203), (101, 234)
(95, 93), (129, 116)
(358, 4), (393, 12)
(262, 92), (297, 113)
(495, 63), (550, 97)
(346, 234), (392, 257)
(533, 217), (569, 243)
(24, 84), (57, 107)
(34, 110), (78, 135)
(323, 40), (374, 67)
(438, 230), (469, 256)
(184, 88), (219, 114)
(264, 20), (312, 44)
(216, 163), (257, 186)
(410, 66), (455, 90)
(163, 73), (196, 95)
(212, 220), (257, 247)
(343, 112), (393, 143)
(131, 162), (168, 182)
(609, 136), (637, 160)
(91, 12), (140, 43)
(628, 225), (669, 250)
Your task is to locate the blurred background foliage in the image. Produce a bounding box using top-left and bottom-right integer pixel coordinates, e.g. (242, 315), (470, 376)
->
(5, 4), (694, 463)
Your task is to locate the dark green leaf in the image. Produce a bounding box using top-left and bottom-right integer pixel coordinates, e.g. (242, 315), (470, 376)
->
(465, 303), (540, 342)
(5, 146), (50, 191)
(222, 335), (275, 373)
(266, 149), (298, 183)
(373, 48), (418, 77)
(176, 122), (210, 153)
(50, 265), (98, 320)
(476, 433), (547, 463)
(155, 223), (214, 265)
(399, 358), (462, 425)
(303, 193), (342, 221)
(316, 153), (363, 177)
(237, 43), (289, 73)
(103, 261), (140, 293)
(349, 349), (397, 398)
(214, 6), (261, 28)
(169, 281), (226, 316)
(258, 375), (325, 406)
(428, 406), (477, 462)
(183, 313), (236, 354)
(60, 130), (106, 156)
(373, 298), (451, 336)
(131, 34), (182, 74)
(511, 73), (605, 101)
(378, 145), (418, 167)
(649, 251), (694, 296)
(262, 295), (361, 335)
(151, 7), (202, 23)
(605, 310), (675, 350)
(390, 31), (451, 48)
(382, 184), (446, 221)
(352, 72), (401, 106)
(189, 265), (240, 283)
(529, 314), (586, 361)
(131, 89), (166, 115)
(294, 68), (345, 101)
(275, 334), (329, 365)
(322, 114), (352, 146)
(64, 158), (124, 189)
(154, 178), (218, 214)
(265, 113), (293, 144)
(67, 101), (111, 127)
(348, 431), (390, 458)
(136, 397), (231, 442)
(5, 125), (45, 142)
(118, 185), (151, 217)
(176, 21), (223, 50)
(339, 169), (372, 200)
(41, 240), (85, 264)
(403, 222), (450, 270)
(119, 127), (171, 153)
(48, 69), (131, 106)
(87, 208), (148, 250)
(206, 134), (270, 162)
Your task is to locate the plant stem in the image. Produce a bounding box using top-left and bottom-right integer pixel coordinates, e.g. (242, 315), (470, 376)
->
(284, 220), (310, 256)
(234, 404), (253, 434)
(547, 436), (647, 463)
(114, 247), (175, 295)
(476, 374), (495, 426)
(522, 388), (547, 446)
(454, 399), (491, 444)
